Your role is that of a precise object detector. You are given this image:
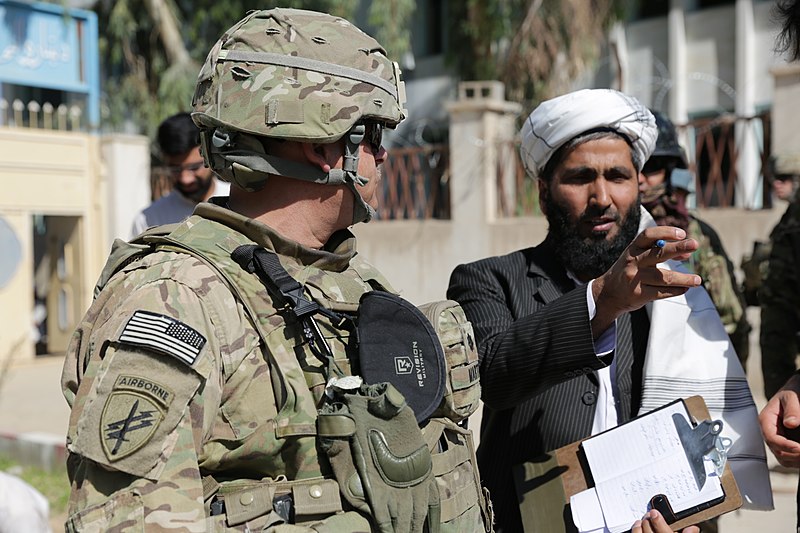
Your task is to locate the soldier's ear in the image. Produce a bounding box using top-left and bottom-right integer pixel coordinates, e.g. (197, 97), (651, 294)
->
(301, 141), (344, 173)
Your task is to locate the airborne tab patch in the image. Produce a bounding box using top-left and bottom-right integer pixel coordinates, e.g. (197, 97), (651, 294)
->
(119, 310), (206, 366)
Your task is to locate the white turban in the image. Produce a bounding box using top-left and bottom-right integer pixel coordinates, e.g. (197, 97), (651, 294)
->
(519, 88), (657, 178)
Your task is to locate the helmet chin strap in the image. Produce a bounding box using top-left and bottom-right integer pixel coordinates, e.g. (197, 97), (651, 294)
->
(339, 124), (376, 225)
(206, 126), (377, 225)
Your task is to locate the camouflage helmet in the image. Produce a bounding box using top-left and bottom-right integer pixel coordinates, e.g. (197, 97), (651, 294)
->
(192, 8), (406, 143)
(191, 8), (407, 223)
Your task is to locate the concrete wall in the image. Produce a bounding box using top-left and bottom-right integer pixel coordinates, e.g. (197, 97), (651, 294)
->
(102, 134), (151, 245)
(354, 208), (781, 305)
(0, 127), (105, 362)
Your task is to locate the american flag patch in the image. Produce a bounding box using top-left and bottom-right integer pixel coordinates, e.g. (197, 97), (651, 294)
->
(119, 311), (206, 366)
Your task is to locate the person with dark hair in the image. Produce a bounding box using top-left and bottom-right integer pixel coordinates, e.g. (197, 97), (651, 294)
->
(447, 88), (770, 532)
(640, 111), (751, 368)
(759, 4), (800, 533)
(776, 0), (800, 61)
(130, 112), (229, 236)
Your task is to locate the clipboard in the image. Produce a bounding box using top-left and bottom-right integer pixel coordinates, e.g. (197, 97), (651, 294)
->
(512, 396), (742, 532)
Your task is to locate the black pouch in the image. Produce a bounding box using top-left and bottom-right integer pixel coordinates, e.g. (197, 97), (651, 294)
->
(357, 291), (446, 423)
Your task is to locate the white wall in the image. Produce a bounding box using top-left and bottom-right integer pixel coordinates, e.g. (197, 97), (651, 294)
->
(102, 134), (151, 245)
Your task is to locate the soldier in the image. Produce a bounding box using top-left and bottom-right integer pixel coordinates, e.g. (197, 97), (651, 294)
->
(640, 111), (751, 366)
(761, 153), (800, 399)
(61, 9), (491, 532)
(759, 3), (800, 532)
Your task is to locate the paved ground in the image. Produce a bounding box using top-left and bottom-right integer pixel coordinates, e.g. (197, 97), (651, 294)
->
(0, 308), (796, 531)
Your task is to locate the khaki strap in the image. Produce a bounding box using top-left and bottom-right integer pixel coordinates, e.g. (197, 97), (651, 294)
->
(422, 419), (446, 452)
(292, 479), (343, 520)
(202, 475), (220, 501)
(225, 485), (275, 526)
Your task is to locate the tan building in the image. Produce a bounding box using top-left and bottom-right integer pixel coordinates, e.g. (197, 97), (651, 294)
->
(0, 118), (107, 361)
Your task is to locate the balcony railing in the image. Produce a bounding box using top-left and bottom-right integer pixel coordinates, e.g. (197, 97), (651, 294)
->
(0, 99), (84, 131)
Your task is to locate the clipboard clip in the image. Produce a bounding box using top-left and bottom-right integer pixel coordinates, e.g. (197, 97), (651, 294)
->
(672, 415), (730, 490)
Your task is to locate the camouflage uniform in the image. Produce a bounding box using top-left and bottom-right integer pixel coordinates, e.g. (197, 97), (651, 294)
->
(62, 202), (379, 530)
(62, 8), (490, 532)
(760, 194), (800, 398)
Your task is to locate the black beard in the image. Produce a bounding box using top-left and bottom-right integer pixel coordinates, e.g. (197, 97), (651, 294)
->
(544, 191), (641, 280)
(177, 174), (214, 203)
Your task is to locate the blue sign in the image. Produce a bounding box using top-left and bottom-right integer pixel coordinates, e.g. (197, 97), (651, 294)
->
(0, 1), (99, 129)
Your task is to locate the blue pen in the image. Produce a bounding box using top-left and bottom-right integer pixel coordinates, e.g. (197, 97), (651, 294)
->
(655, 239), (666, 249)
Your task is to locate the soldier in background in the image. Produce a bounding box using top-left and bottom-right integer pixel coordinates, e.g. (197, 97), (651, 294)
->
(759, 3), (800, 532)
(760, 153), (800, 398)
(61, 9), (492, 532)
(640, 111), (751, 366)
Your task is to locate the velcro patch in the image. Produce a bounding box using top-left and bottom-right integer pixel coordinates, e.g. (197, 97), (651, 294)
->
(119, 310), (206, 366)
(101, 391), (164, 461)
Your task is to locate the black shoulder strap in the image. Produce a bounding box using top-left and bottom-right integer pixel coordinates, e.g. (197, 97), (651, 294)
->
(231, 244), (352, 372)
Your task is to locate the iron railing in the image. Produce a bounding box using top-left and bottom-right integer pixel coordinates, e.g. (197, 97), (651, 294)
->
(378, 144), (451, 220)
(680, 112), (771, 208)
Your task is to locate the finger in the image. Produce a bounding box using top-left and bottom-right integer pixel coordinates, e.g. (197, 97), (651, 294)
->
(682, 527), (701, 533)
(643, 510), (668, 532)
(637, 267), (702, 290)
(629, 227), (688, 256)
(641, 238), (700, 265)
(779, 390), (800, 430)
(631, 519), (644, 533)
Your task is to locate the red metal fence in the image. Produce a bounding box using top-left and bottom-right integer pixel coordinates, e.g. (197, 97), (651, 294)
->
(378, 144), (451, 220)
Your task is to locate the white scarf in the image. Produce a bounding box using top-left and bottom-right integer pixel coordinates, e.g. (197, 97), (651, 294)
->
(637, 208), (773, 510)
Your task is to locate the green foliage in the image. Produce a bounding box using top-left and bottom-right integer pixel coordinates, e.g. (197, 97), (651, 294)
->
(445, 0), (632, 115)
(368, 0), (415, 58)
(94, 0), (409, 138)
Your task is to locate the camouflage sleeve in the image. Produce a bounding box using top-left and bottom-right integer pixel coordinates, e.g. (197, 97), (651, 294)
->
(691, 218), (750, 363)
(63, 254), (252, 531)
(760, 206), (800, 398)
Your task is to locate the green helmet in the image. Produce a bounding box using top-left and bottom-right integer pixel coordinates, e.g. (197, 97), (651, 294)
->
(191, 8), (407, 223)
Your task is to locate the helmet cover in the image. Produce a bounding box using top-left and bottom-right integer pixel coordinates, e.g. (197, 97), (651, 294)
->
(192, 8), (406, 144)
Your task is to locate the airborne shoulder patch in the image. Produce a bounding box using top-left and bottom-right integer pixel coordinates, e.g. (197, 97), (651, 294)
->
(100, 375), (175, 462)
(118, 310), (206, 366)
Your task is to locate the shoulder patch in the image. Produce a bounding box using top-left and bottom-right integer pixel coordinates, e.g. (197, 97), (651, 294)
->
(118, 310), (206, 366)
(101, 391), (163, 461)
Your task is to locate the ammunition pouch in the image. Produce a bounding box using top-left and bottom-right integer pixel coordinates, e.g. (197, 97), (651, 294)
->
(202, 476), (371, 531)
(418, 301), (481, 422)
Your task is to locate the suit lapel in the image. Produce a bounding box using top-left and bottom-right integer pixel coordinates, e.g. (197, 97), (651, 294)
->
(525, 240), (576, 303)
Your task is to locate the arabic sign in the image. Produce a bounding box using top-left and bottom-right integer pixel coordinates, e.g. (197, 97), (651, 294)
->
(0, 1), (95, 93)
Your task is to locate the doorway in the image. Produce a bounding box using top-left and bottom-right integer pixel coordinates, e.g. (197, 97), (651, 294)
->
(32, 215), (83, 355)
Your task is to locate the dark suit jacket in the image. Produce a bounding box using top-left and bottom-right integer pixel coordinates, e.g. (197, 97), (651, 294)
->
(447, 237), (649, 532)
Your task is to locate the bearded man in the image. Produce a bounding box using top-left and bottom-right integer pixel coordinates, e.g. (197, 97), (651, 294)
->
(447, 88), (771, 532)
